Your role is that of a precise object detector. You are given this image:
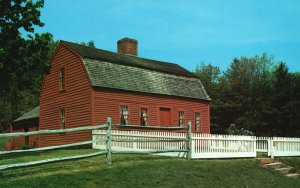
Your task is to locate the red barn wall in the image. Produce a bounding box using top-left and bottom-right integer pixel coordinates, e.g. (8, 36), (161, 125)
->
(92, 88), (210, 133)
(39, 44), (93, 147)
(38, 43), (210, 147)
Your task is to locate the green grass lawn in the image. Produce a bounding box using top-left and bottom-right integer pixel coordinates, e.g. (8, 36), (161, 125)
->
(0, 149), (299, 188)
(278, 157), (300, 173)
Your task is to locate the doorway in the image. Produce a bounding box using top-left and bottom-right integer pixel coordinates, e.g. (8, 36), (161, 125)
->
(159, 108), (171, 126)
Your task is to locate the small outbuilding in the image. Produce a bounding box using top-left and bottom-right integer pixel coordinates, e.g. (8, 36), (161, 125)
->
(11, 106), (39, 149)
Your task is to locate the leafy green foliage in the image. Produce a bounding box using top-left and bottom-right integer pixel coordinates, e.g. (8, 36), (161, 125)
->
(0, 0), (53, 132)
(80, 40), (96, 48)
(194, 63), (224, 132)
(226, 124), (254, 135)
(0, 137), (9, 151)
(195, 54), (300, 136)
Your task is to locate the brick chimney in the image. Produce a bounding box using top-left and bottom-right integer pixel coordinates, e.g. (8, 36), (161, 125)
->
(117, 38), (138, 56)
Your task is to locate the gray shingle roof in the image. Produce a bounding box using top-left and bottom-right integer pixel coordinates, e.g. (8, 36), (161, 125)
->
(62, 41), (196, 78)
(14, 106), (39, 123)
(62, 41), (210, 101)
(83, 59), (210, 100)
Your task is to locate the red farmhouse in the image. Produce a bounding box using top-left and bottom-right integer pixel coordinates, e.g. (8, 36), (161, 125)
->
(12, 38), (211, 148)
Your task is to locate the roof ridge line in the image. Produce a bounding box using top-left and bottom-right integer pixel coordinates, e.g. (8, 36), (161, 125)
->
(61, 40), (197, 78)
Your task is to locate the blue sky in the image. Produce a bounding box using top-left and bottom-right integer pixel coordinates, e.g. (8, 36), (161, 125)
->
(35, 0), (300, 72)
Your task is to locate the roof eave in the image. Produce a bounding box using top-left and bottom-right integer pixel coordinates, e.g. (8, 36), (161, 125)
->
(13, 117), (39, 124)
(91, 85), (211, 102)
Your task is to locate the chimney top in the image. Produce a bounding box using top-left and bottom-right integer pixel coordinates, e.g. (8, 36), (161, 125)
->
(117, 37), (138, 56)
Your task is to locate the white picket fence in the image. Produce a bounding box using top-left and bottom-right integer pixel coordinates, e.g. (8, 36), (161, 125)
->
(256, 136), (271, 152)
(192, 133), (256, 158)
(93, 130), (257, 158)
(93, 130), (188, 157)
(256, 136), (300, 157)
(270, 137), (300, 157)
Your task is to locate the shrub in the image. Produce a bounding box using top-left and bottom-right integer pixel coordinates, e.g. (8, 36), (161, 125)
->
(21, 144), (36, 150)
(0, 137), (11, 151)
(226, 124), (254, 136)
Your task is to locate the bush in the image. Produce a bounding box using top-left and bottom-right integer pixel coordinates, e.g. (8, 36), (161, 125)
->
(226, 124), (254, 136)
(21, 144), (36, 150)
(0, 137), (10, 151)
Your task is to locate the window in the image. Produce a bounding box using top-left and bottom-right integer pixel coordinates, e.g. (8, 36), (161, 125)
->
(60, 109), (65, 129)
(120, 105), (129, 125)
(179, 111), (184, 127)
(140, 108), (148, 126)
(59, 67), (65, 90)
(195, 112), (201, 131)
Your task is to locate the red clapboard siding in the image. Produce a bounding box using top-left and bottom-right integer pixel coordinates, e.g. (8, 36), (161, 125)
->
(38, 43), (210, 147)
(39, 44), (93, 147)
(92, 88), (210, 133)
(11, 120), (39, 149)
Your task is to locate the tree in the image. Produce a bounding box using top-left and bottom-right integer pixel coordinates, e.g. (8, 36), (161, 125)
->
(290, 72), (300, 136)
(195, 62), (221, 100)
(264, 63), (294, 136)
(194, 63), (224, 132)
(0, 0), (53, 132)
(195, 54), (277, 134)
(80, 40), (96, 48)
(195, 54), (300, 136)
(223, 54), (275, 135)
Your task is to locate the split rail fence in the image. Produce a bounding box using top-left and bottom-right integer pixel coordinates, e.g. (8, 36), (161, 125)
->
(93, 130), (257, 158)
(0, 123), (109, 170)
(0, 117), (191, 170)
(1, 117), (300, 171)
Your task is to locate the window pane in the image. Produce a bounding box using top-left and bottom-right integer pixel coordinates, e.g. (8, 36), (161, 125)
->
(120, 105), (129, 125)
(60, 109), (65, 129)
(179, 111), (184, 127)
(59, 68), (65, 90)
(195, 112), (201, 131)
(140, 108), (148, 126)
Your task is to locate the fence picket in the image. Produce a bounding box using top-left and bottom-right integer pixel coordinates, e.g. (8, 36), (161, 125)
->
(2, 115), (299, 172)
(106, 117), (112, 165)
(93, 130), (258, 159)
(271, 136), (300, 157)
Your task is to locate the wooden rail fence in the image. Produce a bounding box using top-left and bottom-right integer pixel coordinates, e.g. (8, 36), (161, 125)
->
(0, 117), (191, 170)
(1, 117), (299, 171)
(93, 128), (257, 159)
(106, 119), (192, 160)
(0, 123), (109, 170)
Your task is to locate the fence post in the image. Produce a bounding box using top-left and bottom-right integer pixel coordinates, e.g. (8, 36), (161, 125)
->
(267, 137), (271, 157)
(106, 117), (112, 165)
(270, 138), (274, 159)
(253, 136), (257, 157)
(92, 132), (96, 149)
(187, 121), (192, 160)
